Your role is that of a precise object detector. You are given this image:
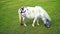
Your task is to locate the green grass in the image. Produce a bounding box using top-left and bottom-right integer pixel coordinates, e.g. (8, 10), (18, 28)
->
(0, 0), (60, 34)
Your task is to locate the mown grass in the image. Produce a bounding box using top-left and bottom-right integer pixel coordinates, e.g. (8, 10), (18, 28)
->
(0, 0), (60, 34)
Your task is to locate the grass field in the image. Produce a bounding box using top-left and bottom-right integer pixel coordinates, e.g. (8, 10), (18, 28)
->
(0, 0), (60, 34)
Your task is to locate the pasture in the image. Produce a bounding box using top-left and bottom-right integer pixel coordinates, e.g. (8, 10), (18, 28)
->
(0, 0), (60, 34)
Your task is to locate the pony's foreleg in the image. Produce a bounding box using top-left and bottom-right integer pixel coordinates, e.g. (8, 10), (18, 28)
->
(37, 20), (39, 25)
(32, 18), (37, 27)
(42, 17), (46, 24)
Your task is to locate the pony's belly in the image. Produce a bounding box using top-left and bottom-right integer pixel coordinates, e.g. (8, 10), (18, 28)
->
(26, 14), (35, 19)
(26, 13), (40, 19)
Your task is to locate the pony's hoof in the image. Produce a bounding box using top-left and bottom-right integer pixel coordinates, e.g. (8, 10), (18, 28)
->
(37, 24), (39, 26)
(24, 24), (27, 27)
(32, 24), (34, 27)
(21, 23), (23, 25)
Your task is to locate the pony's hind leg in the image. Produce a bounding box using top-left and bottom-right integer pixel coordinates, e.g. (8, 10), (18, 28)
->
(32, 18), (37, 27)
(22, 17), (27, 26)
(37, 20), (39, 25)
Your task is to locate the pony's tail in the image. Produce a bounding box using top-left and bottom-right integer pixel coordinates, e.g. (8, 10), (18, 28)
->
(20, 15), (23, 25)
(18, 9), (23, 25)
(44, 11), (51, 21)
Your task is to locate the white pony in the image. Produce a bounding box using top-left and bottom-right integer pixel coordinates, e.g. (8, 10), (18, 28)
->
(18, 6), (51, 28)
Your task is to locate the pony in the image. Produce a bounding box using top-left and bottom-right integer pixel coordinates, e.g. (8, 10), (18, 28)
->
(18, 6), (51, 28)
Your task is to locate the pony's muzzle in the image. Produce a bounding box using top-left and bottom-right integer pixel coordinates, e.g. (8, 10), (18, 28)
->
(45, 19), (50, 28)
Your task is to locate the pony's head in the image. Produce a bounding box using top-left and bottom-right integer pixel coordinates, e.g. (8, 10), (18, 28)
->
(45, 19), (50, 28)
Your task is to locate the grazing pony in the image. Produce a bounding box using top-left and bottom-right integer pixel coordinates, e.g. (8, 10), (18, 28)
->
(18, 6), (51, 28)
